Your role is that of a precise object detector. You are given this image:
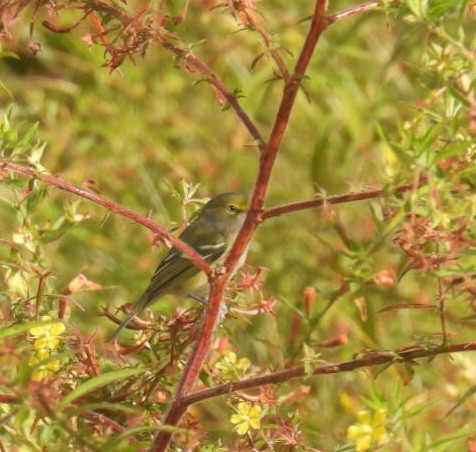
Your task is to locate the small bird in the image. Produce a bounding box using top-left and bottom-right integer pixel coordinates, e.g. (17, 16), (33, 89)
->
(109, 192), (249, 341)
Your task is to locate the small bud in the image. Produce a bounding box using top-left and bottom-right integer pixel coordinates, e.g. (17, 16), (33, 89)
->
(303, 286), (315, 316)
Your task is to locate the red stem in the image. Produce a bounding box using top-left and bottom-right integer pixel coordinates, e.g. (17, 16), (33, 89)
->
(327, 1), (380, 24)
(4, 1), (399, 449)
(150, 2), (329, 450)
(182, 341), (476, 405)
(0, 161), (211, 276)
(227, 0), (330, 273)
(261, 179), (426, 220)
(161, 42), (266, 152)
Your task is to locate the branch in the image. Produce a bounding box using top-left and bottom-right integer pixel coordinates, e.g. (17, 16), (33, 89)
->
(0, 396), (132, 438)
(327, 1), (381, 25)
(239, 9), (291, 82)
(151, 274), (228, 451)
(261, 178), (426, 221)
(151, 2), (330, 450)
(182, 341), (476, 405)
(227, 0), (330, 273)
(0, 161), (211, 276)
(31, 0), (265, 151)
(161, 42), (267, 152)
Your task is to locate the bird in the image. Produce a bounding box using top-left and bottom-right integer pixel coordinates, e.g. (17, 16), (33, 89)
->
(109, 192), (249, 341)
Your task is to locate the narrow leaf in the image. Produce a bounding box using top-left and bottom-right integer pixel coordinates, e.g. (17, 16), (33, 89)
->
(0, 319), (57, 340)
(445, 384), (476, 418)
(57, 367), (146, 410)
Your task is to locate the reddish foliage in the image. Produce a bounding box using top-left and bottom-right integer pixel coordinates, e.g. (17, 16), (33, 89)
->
(394, 215), (473, 272)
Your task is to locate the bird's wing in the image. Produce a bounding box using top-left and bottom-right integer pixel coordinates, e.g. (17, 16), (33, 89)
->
(149, 224), (228, 297)
(108, 224), (227, 341)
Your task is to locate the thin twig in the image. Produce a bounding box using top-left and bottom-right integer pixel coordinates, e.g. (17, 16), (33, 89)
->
(182, 341), (476, 406)
(161, 42), (266, 152)
(0, 161), (211, 276)
(241, 9), (290, 82)
(261, 178), (427, 221)
(150, 2), (330, 450)
(437, 264), (448, 345)
(327, 1), (381, 25)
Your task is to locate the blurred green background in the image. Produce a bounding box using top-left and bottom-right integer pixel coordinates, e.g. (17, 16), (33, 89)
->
(1, 0), (475, 449)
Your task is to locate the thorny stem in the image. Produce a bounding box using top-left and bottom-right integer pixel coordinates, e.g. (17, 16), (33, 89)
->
(261, 177), (427, 220)
(161, 42), (266, 152)
(181, 341), (476, 406)
(2, 0), (399, 450)
(327, 1), (381, 24)
(261, 174), (427, 221)
(240, 9), (291, 82)
(0, 161), (211, 276)
(1, 342), (475, 434)
(151, 1), (330, 450)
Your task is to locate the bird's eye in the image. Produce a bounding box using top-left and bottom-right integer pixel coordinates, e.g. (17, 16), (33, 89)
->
(226, 204), (237, 214)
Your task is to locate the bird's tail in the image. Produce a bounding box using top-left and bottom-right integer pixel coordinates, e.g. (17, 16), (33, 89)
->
(107, 289), (153, 342)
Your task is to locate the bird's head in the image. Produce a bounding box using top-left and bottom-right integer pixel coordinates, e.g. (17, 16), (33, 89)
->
(199, 192), (249, 233)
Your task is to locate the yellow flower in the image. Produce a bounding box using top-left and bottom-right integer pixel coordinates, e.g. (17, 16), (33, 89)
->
(28, 316), (65, 380)
(230, 402), (262, 435)
(347, 409), (388, 451)
(340, 390), (360, 414)
(29, 316), (65, 351)
(216, 351), (251, 381)
(28, 353), (61, 381)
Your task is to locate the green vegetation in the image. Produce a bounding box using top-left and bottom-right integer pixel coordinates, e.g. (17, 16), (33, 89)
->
(0, 0), (475, 450)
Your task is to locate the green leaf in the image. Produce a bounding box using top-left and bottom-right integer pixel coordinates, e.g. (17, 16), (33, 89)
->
(16, 122), (39, 148)
(250, 53), (264, 72)
(114, 424), (188, 441)
(433, 142), (470, 162)
(64, 401), (139, 416)
(0, 319), (58, 340)
(426, 427), (476, 448)
(427, 0), (460, 20)
(445, 384), (476, 418)
(0, 50), (19, 60)
(25, 185), (47, 212)
(56, 367), (147, 411)
(405, 0), (428, 19)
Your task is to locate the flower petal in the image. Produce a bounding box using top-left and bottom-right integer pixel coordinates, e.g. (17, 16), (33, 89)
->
(50, 322), (66, 335)
(28, 355), (39, 366)
(29, 326), (46, 337)
(373, 426), (388, 442)
(235, 422), (249, 436)
(249, 417), (261, 430)
(230, 414), (245, 425)
(347, 425), (364, 440)
(227, 352), (237, 364)
(46, 337), (60, 350)
(249, 405), (262, 418)
(37, 349), (50, 360)
(237, 358), (251, 370)
(237, 401), (251, 415)
(34, 337), (47, 350)
(356, 434), (372, 451)
(373, 409), (387, 427)
(357, 410), (371, 425)
(46, 359), (61, 371)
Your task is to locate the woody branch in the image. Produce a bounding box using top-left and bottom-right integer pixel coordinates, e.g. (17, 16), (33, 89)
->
(0, 161), (211, 276)
(151, 0), (330, 450)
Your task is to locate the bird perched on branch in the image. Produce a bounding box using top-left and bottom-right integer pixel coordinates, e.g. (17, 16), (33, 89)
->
(109, 192), (249, 341)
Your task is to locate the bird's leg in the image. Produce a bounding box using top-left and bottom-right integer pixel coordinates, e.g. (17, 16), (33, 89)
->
(187, 294), (228, 323)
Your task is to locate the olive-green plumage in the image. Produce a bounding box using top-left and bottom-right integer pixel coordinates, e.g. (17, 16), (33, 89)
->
(109, 192), (249, 340)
